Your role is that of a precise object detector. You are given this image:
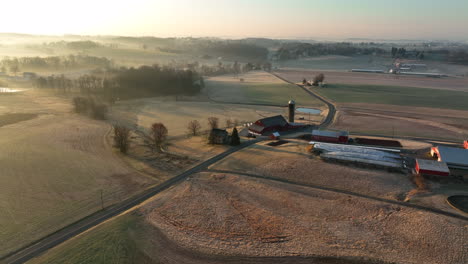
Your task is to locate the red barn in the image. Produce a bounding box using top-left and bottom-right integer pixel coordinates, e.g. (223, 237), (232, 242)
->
(464, 140), (468, 149)
(249, 115), (289, 135)
(415, 159), (450, 177)
(311, 129), (349, 144)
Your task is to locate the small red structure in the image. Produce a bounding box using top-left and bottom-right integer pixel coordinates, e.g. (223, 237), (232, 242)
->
(311, 129), (349, 144)
(464, 140), (468, 149)
(415, 159), (450, 177)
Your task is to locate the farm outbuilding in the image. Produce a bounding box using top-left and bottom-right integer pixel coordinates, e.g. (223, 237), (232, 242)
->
(415, 159), (450, 177)
(464, 140), (468, 149)
(431, 146), (468, 170)
(249, 115), (289, 135)
(311, 130), (349, 144)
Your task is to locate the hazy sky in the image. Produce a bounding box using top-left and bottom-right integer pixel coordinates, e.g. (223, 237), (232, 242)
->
(1, 0), (467, 40)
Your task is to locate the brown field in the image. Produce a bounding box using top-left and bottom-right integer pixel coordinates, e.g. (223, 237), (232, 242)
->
(0, 90), (156, 256)
(275, 69), (468, 92)
(333, 103), (468, 141)
(141, 171), (466, 264)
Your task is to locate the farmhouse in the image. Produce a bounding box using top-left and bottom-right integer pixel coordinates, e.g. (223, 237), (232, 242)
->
(415, 159), (450, 177)
(209, 129), (229, 144)
(311, 129), (349, 143)
(431, 146), (468, 170)
(249, 115), (289, 135)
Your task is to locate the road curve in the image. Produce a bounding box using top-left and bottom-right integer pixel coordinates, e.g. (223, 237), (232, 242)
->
(270, 72), (336, 128)
(0, 139), (261, 264)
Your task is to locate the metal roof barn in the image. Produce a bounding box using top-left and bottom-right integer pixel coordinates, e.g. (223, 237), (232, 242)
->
(415, 159), (450, 176)
(321, 152), (402, 169)
(249, 115), (289, 135)
(311, 142), (401, 157)
(431, 146), (468, 170)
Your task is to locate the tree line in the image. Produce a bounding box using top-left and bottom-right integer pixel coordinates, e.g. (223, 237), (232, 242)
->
(0, 55), (113, 72)
(34, 65), (203, 100)
(275, 42), (387, 60)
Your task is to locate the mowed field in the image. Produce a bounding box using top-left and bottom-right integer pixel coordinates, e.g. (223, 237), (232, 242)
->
(205, 71), (326, 108)
(0, 91), (155, 257)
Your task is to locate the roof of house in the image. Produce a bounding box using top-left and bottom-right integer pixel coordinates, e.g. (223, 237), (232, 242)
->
(312, 129), (349, 138)
(210, 128), (228, 135)
(416, 159), (450, 173)
(257, 115), (288, 127)
(434, 146), (468, 167)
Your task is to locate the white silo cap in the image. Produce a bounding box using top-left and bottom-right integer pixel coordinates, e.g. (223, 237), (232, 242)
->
(288, 100), (296, 105)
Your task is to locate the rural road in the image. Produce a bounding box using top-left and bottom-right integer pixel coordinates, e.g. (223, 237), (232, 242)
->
(0, 139), (261, 264)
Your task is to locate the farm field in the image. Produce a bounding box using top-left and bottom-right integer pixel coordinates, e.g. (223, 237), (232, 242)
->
(29, 170), (467, 264)
(110, 98), (286, 138)
(313, 83), (468, 110)
(274, 55), (392, 71)
(205, 71), (326, 108)
(275, 69), (468, 92)
(0, 91), (156, 257)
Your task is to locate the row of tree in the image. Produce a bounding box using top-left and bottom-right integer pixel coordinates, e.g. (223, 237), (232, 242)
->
(34, 65), (204, 101)
(113, 117), (241, 154)
(0, 55), (113, 72)
(275, 42), (387, 60)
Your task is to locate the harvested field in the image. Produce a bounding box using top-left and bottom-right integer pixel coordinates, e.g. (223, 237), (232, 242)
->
(109, 97), (286, 138)
(0, 113), (38, 127)
(210, 140), (413, 201)
(332, 104), (468, 141)
(141, 172), (467, 264)
(205, 71), (326, 107)
(275, 69), (468, 92)
(0, 91), (155, 256)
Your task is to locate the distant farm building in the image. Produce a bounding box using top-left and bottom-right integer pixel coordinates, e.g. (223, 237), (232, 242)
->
(431, 146), (468, 170)
(311, 130), (349, 144)
(415, 159), (450, 177)
(249, 115), (289, 135)
(351, 69), (384, 73)
(209, 129), (229, 144)
(464, 140), (468, 149)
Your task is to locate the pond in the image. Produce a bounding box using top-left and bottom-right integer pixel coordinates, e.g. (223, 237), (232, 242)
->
(296, 107), (321, 115)
(0, 88), (23, 93)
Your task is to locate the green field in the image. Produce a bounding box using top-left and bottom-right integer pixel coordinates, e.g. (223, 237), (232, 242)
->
(315, 83), (468, 110)
(27, 214), (147, 264)
(206, 71), (325, 107)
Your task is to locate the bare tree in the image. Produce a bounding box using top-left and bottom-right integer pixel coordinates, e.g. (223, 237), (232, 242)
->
(233, 119), (239, 127)
(150, 123), (168, 150)
(225, 118), (233, 128)
(312, 73), (325, 86)
(187, 120), (201, 136)
(113, 125), (130, 154)
(208, 117), (219, 129)
(10, 65), (20, 76)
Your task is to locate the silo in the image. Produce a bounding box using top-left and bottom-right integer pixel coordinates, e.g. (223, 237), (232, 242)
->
(288, 100), (295, 122)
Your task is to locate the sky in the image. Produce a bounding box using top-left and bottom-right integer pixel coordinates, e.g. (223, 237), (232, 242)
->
(0, 0), (467, 40)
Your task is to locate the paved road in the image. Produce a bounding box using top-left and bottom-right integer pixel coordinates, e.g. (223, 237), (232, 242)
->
(0, 139), (261, 264)
(271, 72), (336, 128)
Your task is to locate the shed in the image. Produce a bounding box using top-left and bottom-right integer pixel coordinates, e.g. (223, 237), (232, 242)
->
(269, 132), (280, 140)
(311, 130), (349, 144)
(249, 115), (288, 135)
(431, 146), (468, 170)
(415, 159), (450, 177)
